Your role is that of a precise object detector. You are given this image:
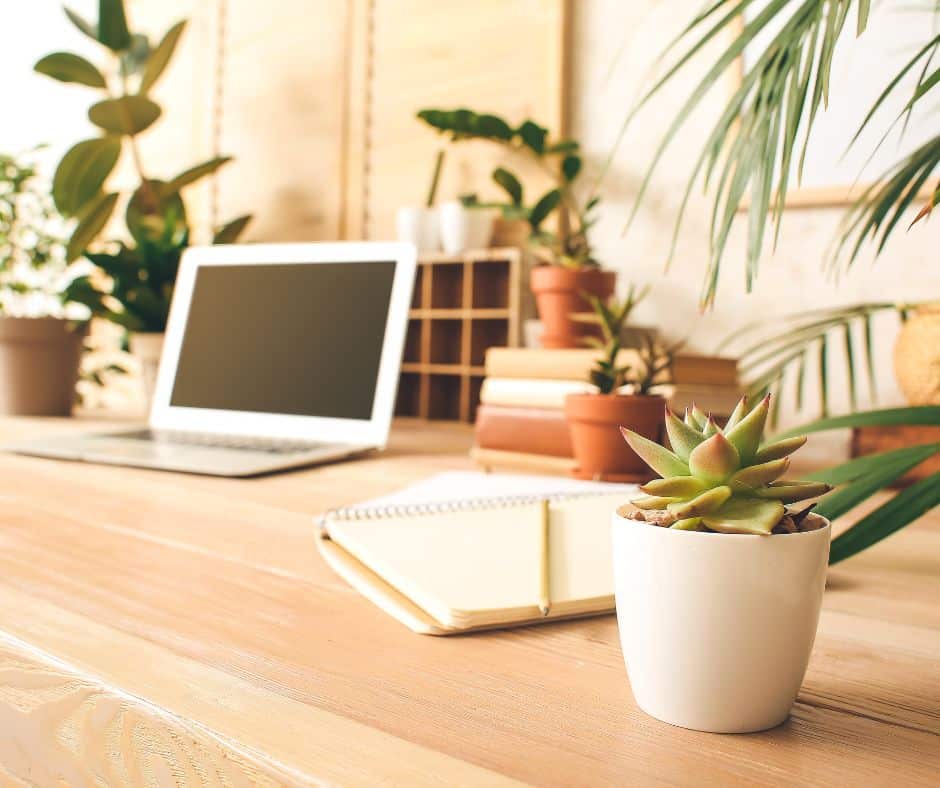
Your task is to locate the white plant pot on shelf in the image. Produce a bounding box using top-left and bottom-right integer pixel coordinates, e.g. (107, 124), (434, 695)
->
(129, 331), (165, 406)
(438, 201), (496, 254)
(395, 206), (441, 252)
(611, 509), (830, 733)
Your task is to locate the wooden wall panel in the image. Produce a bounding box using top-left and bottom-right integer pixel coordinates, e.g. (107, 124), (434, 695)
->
(351, 0), (568, 239)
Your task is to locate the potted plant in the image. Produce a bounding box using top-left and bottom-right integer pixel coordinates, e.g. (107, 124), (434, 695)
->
(0, 150), (101, 415)
(35, 0), (251, 400)
(565, 287), (673, 480)
(614, 395), (833, 732)
(417, 108), (614, 347)
(397, 150), (444, 253)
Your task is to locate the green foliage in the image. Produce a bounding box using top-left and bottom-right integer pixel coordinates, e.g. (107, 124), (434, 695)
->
(623, 396), (830, 535)
(35, 0), (251, 332)
(0, 150), (91, 317)
(417, 107), (599, 268)
(718, 302), (918, 420)
(612, 1), (940, 307)
(783, 406), (940, 563)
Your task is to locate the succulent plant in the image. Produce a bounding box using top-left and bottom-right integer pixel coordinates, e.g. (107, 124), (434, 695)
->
(620, 395), (831, 535)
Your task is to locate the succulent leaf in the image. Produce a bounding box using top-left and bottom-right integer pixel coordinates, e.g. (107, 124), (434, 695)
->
(633, 495), (681, 510)
(724, 395), (770, 462)
(729, 457), (790, 489)
(688, 432), (740, 484)
(667, 485), (732, 517)
(641, 476), (708, 497)
(702, 416), (721, 437)
(691, 404), (709, 429)
(702, 498), (785, 535)
(670, 517), (703, 531)
(664, 409), (705, 461)
(755, 481), (832, 502)
(754, 435), (808, 463)
(620, 427), (690, 477)
(723, 395), (748, 431)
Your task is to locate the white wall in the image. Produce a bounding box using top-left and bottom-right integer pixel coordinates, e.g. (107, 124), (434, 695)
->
(569, 0), (940, 432)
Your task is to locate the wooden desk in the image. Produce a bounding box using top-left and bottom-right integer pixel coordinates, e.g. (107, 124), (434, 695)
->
(0, 417), (937, 786)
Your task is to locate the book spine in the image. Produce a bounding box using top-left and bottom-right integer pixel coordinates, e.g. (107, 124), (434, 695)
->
(480, 378), (596, 409)
(485, 348), (738, 386)
(474, 405), (574, 457)
(470, 446), (577, 475)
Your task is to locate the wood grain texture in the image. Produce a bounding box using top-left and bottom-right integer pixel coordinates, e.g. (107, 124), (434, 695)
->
(0, 416), (938, 785)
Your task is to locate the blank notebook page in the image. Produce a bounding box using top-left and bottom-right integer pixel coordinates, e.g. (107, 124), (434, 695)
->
(325, 475), (629, 629)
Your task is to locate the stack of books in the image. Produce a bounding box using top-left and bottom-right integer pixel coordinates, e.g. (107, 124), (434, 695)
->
(472, 348), (741, 474)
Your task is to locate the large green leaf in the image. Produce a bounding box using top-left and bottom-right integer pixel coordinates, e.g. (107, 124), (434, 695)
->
(528, 189), (561, 229)
(53, 137), (122, 216)
(89, 96), (161, 135)
(66, 192), (119, 262)
(125, 180), (186, 245)
(140, 20), (186, 93)
(829, 472), (940, 563)
(779, 406), (940, 439)
(213, 215), (252, 244)
(166, 156), (232, 193)
(805, 442), (940, 485)
(64, 7), (99, 41)
(98, 0), (132, 51)
(34, 52), (106, 88)
(492, 167), (523, 205)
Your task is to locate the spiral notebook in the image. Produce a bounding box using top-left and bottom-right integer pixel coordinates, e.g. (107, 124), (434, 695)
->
(316, 472), (634, 635)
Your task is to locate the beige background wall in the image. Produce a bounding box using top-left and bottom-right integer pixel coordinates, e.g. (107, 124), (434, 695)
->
(568, 0), (940, 431)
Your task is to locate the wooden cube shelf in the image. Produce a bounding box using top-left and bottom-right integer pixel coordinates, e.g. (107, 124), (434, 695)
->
(398, 247), (522, 422)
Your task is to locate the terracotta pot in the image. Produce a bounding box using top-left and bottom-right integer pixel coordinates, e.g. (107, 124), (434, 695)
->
(565, 393), (664, 481)
(894, 303), (940, 405)
(0, 317), (88, 416)
(490, 217), (530, 248)
(129, 332), (165, 406)
(530, 266), (616, 348)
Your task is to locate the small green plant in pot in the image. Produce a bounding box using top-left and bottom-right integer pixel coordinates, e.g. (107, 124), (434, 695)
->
(612, 395), (833, 732)
(417, 108), (614, 347)
(0, 150), (98, 415)
(35, 0), (251, 398)
(565, 286), (671, 481)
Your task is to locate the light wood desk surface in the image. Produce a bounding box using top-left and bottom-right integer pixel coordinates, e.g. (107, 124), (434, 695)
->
(0, 416), (937, 786)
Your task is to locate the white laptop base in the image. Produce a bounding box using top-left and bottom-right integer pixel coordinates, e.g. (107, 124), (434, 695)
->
(5, 242), (416, 478)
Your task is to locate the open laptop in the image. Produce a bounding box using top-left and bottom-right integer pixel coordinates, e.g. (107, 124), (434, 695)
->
(8, 242), (417, 476)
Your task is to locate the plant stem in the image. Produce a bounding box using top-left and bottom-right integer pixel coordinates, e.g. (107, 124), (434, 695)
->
(425, 149), (445, 208)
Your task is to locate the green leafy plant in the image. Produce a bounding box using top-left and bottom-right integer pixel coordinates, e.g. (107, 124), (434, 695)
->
(578, 286), (674, 394)
(718, 301), (924, 421)
(622, 395), (832, 534)
(782, 406), (940, 563)
(35, 0), (251, 331)
(613, 1), (940, 306)
(417, 108), (600, 268)
(0, 149), (94, 317)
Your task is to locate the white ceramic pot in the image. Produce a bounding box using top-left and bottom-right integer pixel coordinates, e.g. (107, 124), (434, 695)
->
(395, 206), (441, 252)
(129, 331), (165, 406)
(612, 509), (830, 733)
(438, 201), (496, 254)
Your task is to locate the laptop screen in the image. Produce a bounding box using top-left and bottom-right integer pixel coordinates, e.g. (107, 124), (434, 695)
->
(169, 261), (396, 420)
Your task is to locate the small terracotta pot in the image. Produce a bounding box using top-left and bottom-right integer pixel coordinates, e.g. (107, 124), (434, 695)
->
(0, 317), (88, 416)
(490, 217), (530, 248)
(565, 393), (664, 481)
(530, 266), (616, 349)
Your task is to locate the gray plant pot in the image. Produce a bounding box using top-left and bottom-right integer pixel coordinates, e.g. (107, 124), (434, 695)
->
(0, 316), (88, 416)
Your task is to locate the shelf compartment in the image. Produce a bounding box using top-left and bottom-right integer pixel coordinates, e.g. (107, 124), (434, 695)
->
(428, 374), (462, 420)
(469, 319), (509, 367)
(411, 265), (425, 309)
(430, 263), (464, 309)
(429, 319), (463, 365)
(403, 319), (423, 363)
(395, 373), (422, 417)
(472, 260), (510, 309)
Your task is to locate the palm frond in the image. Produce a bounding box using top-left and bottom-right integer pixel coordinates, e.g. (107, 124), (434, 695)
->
(615, 1), (940, 306)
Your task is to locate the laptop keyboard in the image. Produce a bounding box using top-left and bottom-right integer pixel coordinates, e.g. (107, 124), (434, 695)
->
(114, 430), (330, 455)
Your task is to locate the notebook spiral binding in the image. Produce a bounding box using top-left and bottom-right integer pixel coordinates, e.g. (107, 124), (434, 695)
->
(320, 490), (618, 525)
